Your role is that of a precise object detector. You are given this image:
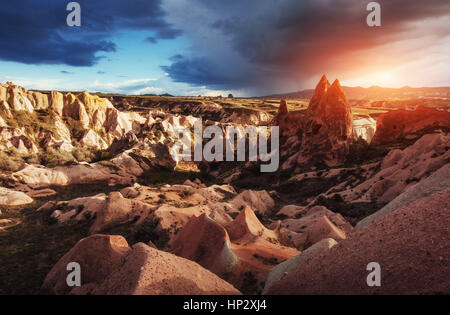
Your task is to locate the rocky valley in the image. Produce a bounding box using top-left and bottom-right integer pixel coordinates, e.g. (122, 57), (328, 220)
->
(0, 77), (449, 295)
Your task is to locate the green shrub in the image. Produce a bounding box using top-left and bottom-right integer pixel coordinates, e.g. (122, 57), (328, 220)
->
(64, 117), (86, 139)
(72, 147), (96, 162)
(23, 154), (41, 165)
(0, 151), (24, 171)
(346, 137), (389, 165)
(131, 218), (170, 250)
(41, 147), (75, 168)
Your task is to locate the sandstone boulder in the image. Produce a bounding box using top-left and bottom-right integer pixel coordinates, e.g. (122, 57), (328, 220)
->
(90, 192), (155, 234)
(0, 187), (34, 206)
(229, 190), (275, 215)
(92, 242), (241, 295)
(41, 234), (131, 295)
(172, 214), (238, 275)
(276, 205), (307, 218)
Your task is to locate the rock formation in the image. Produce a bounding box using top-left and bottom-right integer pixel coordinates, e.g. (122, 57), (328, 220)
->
(299, 76), (353, 167)
(356, 163), (450, 229)
(353, 117), (377, 143)
(0, 187), (34, 206)
(172, 206), (299, 294)
(371, 105), (450, 145)
(262, 238), (337, 294)
(266, 188), (450, 294)
(272, 75), (354, 171)
(42, 234), (241, 295)
(337, 133), (450, 203)
(281, 206), (353, 250)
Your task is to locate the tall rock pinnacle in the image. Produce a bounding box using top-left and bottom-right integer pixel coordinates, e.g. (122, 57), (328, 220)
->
(299, 76), (353, 167)
(308, 75), (330, 113)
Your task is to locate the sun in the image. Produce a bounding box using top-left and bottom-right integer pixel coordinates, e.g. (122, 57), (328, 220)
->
(375, 72), (395, 86)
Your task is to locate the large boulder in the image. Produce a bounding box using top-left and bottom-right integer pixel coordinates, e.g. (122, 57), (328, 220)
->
(276, 205), (307, 218)
(353, 117), (377, 143)
(92, 242), (241, 295)
(41, 235), (131, 295)
(89, 192), (154, 234)
(79, 130), (108, 150)
(226, 206), (278, 243)
(12, 161), (138, 188)
(172, 214), (238, 275)
(173, 206), (298, 294)
(0, 187), (34, 206)
(229, 190), (275, 215)
(152, 204), (210, 240)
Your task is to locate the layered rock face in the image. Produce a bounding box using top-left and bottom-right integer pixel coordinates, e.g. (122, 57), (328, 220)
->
(353, 117), (376, 143)
(0, 82), (200, 188)
(371, 105), (450, 145)
(0, 81), (132, 155)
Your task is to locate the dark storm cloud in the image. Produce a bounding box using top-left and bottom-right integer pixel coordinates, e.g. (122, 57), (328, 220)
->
(229, 0), (450, 69)
(145, 28), (182, 44)
(164, 0), (450, 91)
(0, 0), (181, 66)
(162, 56), (261, 88)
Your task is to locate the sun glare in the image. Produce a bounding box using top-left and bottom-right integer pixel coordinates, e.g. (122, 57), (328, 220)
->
(374, 72), (396, 86)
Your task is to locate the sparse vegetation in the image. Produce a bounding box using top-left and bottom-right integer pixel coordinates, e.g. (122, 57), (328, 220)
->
(41, 147), (76, 168)
(128, 217), (170, 250)
(0, 150), (24, 172)
(140, 168), (210, 186)
(240, 272), (263, 295)
(72, 146), (96, 162)
(346, 137), (390, 165)
(316, 195), (385, 225)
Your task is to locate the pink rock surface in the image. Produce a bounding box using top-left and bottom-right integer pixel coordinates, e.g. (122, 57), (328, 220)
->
(266, 188), (450, 294)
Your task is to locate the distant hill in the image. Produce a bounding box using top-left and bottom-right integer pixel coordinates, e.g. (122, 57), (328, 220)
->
(264, 86), (450, 100)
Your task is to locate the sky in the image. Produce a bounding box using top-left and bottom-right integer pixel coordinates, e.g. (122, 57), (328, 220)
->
(0, 0), (449, 97)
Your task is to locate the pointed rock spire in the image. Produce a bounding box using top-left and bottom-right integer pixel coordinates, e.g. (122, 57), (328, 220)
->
(278, 99), (288, 116)
(326, 79), (348, 104)
(309, 75), (330, 111)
